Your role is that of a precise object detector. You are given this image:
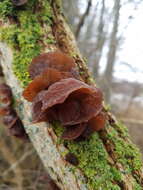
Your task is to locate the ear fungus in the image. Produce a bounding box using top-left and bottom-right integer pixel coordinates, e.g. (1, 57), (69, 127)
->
(0, 84), (29, 141)
(29, 51), (79, 79)
(32, 78), (103, 125)
(87, 112), (107, 132)
(23, 50), (106, 140)
(62, 123), (87, 140)
(23, 68), (75, 102)
(0, 84), (13, 106)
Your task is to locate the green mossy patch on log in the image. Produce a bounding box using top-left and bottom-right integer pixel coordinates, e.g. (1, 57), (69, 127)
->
(53, 121), (142, 189)
(0, 0), (53, 87)
(53, 122), (122, 190)
(107, 122), (142, 172)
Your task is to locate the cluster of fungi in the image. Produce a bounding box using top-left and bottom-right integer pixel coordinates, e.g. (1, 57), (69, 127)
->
(10, 0), (106, 141)
(0, 84), (29, 140)
(23, 51), (106, 140)
(0, 67), (28, 140)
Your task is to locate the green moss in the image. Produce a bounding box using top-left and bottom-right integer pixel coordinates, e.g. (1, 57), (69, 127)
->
(53, 121), (142, 189)
(134, 182), (142, 190)
(0, 0), (14, 19)
(107, 125), (142, 173)
(53, 122), (122, 190)
(115, 121), (130, 138)
(0, 0), (54, 87)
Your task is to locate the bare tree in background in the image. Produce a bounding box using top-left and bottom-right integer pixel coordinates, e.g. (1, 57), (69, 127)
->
(62, 0), (80, 32)
(103, 0), (120, 102)
(75, 0), (92, 39)
(93, 0), (105, 77)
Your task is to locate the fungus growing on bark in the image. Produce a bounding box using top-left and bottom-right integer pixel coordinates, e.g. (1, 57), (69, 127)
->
(0, 84), (29, 141)
(62, 123), (87, 140)
(87, 111), (107, 132)
(22, 50), (106, 141)
(8, 118), (29, 140)
(23, 68), (74, 102)
(11, 0), (28, 6)
(62, 112), (106, 140)
(0, 84), (12, 105)
(29, 51), (79, 79)
(32, 78), (103, 125)
(65, 153), (79, 166)
(3, 109), (29, 140)
(0, 106), (11, 116)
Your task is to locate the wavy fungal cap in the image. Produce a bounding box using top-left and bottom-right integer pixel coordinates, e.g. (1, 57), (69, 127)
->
(29, 50), (78, 79)
(32, 78), (103, 125)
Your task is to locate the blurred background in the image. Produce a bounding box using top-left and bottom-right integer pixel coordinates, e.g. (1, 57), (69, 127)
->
(0, 0), (143, 189)
(63, 0), (143, 152)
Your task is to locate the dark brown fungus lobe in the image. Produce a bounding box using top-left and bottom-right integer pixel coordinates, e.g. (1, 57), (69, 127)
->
(62, 123), (87, 140)
(0, 66), (4, 77)
(8, 118), (29, 140)
(0, 84), (12, 105)
(3, 109), (17, 127)
(11, 0), (28, 6)
(29, 51), (79, 79)
(0, 83), (29, 141)
(0, 106), (11, 116)
(65, 153), (79, 166)
(71, 112), (107, 141)
(3, 110), (29, 141)
(32, 78), (103, 125)
(23, 68), (74, 102)
(87, 111), (107, 132)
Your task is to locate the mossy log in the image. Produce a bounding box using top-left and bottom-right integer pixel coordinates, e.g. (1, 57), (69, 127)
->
(0, 1), (143, 189)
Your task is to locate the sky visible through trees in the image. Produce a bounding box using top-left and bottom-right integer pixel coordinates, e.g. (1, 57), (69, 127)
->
(79, 0), (143, 83)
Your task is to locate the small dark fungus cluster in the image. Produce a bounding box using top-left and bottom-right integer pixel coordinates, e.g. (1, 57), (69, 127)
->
(0, 84), (12, 106)
(0, 66), (4, 77)
(65, 153), (79, 166)
(23, 50), (106, 140)
(11, 0), (28, 6)
(0, 84), (29, 141)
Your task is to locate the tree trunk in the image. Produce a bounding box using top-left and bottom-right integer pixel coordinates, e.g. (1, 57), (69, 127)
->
(93, 0), (105, 78)
(0, 1), (143, 190)
(75, 0), (92, 39)
(103, 0), (120, 102)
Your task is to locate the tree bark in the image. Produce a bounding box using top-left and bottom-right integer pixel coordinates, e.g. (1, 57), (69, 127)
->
(0, 1), (143, 190)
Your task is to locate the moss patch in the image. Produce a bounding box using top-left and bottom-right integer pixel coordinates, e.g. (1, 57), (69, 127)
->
(53, 121), (142, 189)
(53, 122), (122, 190)
(0, 0), (14, 18)
(0, 0), (53, 87)
(107, 124), (142, 173)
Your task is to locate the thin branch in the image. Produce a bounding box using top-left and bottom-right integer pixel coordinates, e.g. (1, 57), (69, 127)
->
(75, 0), (92, 39)
(3, 149), (34, 177)
(0, 139), (23, 190)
